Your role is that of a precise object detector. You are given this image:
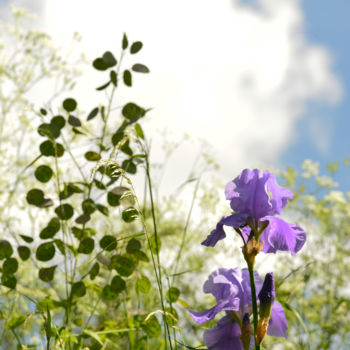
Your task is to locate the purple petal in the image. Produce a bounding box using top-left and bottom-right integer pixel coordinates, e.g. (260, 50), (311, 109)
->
(260, 217), (306, 255)
(266, 173), (294, 215)
(225, 169), (273, 220)
(268, 301), (288, 338)
(203, 315), (244, 350)
(201, 219), (227, 247)
(188, 299), (239, 324)
(222, 213), (248, 228)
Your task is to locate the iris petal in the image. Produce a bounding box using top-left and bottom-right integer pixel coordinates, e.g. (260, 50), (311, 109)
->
(268, 301), (288, 338)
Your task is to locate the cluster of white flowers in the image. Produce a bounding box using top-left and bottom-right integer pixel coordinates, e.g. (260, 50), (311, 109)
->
(301, 159), (319, 179)
(316, 175), (338, 189)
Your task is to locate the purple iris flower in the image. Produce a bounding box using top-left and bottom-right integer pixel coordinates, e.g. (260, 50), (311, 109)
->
(188, 268), (287, 350)
(202, 169), (306, 256)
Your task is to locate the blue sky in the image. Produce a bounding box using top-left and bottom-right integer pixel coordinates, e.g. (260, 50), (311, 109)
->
(283, 0), (350, 188)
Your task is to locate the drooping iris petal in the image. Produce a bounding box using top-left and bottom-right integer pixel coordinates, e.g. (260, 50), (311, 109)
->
(203, 315), (243, 350)
(268, 300), (288, 338)
(188, 299), (239, 324)
(201, 219), (227, 247)
(260, 217), (306, 255)
(222, 213), (248, 228)
(225, 169), (272, 220)
(266, 174), (294, 215)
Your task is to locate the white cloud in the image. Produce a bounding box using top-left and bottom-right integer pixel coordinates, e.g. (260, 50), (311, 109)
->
(9, 0), (343, 188)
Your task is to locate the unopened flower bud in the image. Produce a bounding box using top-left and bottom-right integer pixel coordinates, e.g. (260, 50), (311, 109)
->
(240, 313), (251, 350)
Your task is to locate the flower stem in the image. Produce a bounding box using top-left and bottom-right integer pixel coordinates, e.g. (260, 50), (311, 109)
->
(248, 267), (260, 350)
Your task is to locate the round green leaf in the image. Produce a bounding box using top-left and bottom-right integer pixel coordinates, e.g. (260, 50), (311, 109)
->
(141, 315), (161, 338)
(126, 239), (141, 253)
(35, 165), (53, 183)
(132, 63), (150, 73)
(51, 115), (66, 129)
(89, 262), (99, 280)
(130, 41), (143, 54)
(122, 102), (145, 120)
(150, 235), (161, 254)
(2, 274), (16, 289)
(165, 307), (178, 326)
(122, 159), (137, 174)
(71, 281), (86, 298)
(102, 51), (117, 67)
(26, 189), (45, 207)
(122, 33), (128, 50)
(93, 57), (108, 71)
(123, 70), (132, 87)
(110, 70), (117, 86)
(40, 108), (47, 115)
(107, 192), (121, 207)
(133, 250), (149, 262)
(111, 275), (126, 293)
(75, 213), (91, 225)
(100, 236), (117, 251)
(40, 140), (64, 157)
(166, 287), (180, 303)
(36, 242), (55, 262)
(96, 204), (109, 216)
(82, 199), (96, 215)
(136, 275), (151, 294)
(63, 98), (77, 112)
(78, 238), (94, 254)
(135, 123), (144, 139)
(38, 123), (60, 139)
(17, 246), (30, 261)
(102, 285), (117, 301)
(55, 204), (74, 220)
(85, 151), (101, 161)
(122, 207), (138, 223)
(0, 240), (13, 260)
(39, 265), (56, 282)
(19, 235), (33, 243)
(3, 257), (18, 274)
(111, 255), (135, 277)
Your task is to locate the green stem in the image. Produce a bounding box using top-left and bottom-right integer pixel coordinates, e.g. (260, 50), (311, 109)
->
(248, 267), (260, 350)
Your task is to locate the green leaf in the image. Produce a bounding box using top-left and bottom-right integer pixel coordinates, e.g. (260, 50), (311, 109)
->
(39, 265), (57, 282)
(55, 204), (74, 220)
(122, 33), (128, 50)
(126, 239), (141, 253)
(135, 123), (144, 140)
(150, 235), (161, 254)
(96, 204), (109, 216)
(102, 51), (117, 67)
(122, 159), (137, 174)
(89, 262), (99, 280)
(122, 207), (138, 223)
(40, 108), (47, 115)
(96, 80), (111, 91)
(1, 274), (16, 289)
(26, 189), (45, 207)
(102, 285), (117, 301)
(141, 315), (161, 338)
(35, 165), (53, 183)
(132, 250), (149, 262)
(17, 246), (30, 261)
(36, 242), (55, 262)
(87, 107), (99, 121)
(107, 192), (121, 207)
(82, 199), (96, 215)
(123, 70), (132, 87)
(122, 102), (146, 121)
(110, 255), (135, 277)
(3, 257), (18, 274)
(6, 315), (25, 329)
(40, 217), (60, 239)
(100, 235), (117, 251)
(19, 235), (33, 244)
(132, 63), (150, 73)
(68, 115), (82, 127)
(78, 238), (94, 254)
(136, 276), (151, 294)
(71, 281), (86, 298)
(110, 70), (117, 86)
(63, 98), (77, 112)
(38, 123), (60, 139)
(85, 151), (101, 161)
(121, 139), (133, 156)
(166, 287), (180, 303)
(130, 41), (143, 54)
(111, 275), (126, 293)
(165, 307), (178, 326)
(75, 213), (91, 225)
(40, 140), (64, 157)
(51, 115), (66, 129)
(93, 57), (108, 71)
